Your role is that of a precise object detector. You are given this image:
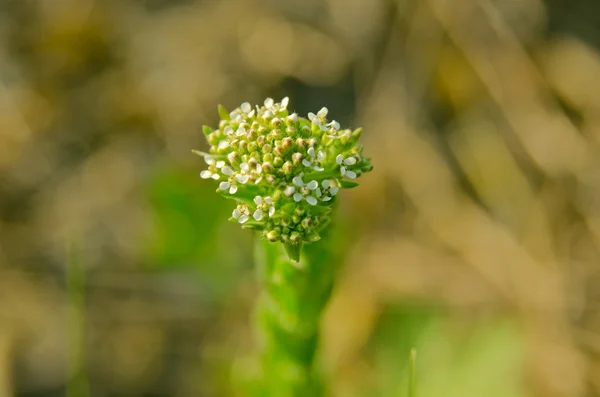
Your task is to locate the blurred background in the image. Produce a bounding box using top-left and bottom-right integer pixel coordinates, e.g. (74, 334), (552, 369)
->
(2, 0), (600, 396)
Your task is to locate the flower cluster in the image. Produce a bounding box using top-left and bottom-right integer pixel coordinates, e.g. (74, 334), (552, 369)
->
(195, 97), (372, 259)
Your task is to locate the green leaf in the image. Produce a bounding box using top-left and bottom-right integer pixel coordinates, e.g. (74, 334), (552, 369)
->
(340, 180), (360, 189)
(192, 149), (209, 157)
(218, 104), (230, 120)
(307, 205), (332, 216)
(283, 242), (302, 262)
(202, 125), (213, 136)
(304, 231), (320, 243)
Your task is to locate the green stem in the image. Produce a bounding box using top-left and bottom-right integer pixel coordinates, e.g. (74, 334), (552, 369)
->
(408, 348), (417, 397)
(252, 230), (337, 397)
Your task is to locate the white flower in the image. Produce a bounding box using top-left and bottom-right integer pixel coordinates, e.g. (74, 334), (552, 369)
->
(319, 179), (339, 201)
(204, 155), (215, 166)
(219, 180), (238, 194)
(336, 154), (357, 178)
(236, 174), (250, 184)
(264, 97), (289, 113)
(253, 195), (275, 219)
(327, 120), (340, 130)
(291, 176), (319, 206)
(301, 146), (325, 171)
(200, 169), (220, 180)
(317, 107), (328, 118)
(232, 205), (250, 224)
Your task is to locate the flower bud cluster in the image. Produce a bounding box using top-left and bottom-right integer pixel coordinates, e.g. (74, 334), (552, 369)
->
(195, 97), (372, 253)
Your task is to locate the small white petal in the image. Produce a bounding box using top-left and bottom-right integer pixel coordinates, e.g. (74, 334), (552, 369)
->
(227, 152), (236, 164)
(306, 196), (318, 206)
(293, 193), (303, 202)
(336, 154), (343, 165)
(200, 170), (212, 179)
(312, 166), (324, 171)
(236, 175), (250, 184)
(281, 97), (289, 109)
(229, 185), (238, 194)
(316, 188), (322, 197)
(284, 186), (296, 196)
(241, 102), (251, 113)
(312, 118), (322, 126)
(205, 155), (215, 165)
(343, 157), (357, 165)
(236, 127), (246, 136)
(345, 170), (357, 179)
(323, 196), (332, 201)
(256, 163), (263, 174)
(292, 176), (304, 186)
(240, 162), (249, 171)
(248, 109), (255, 117)
(329, 187), (339, 196)
(268, 206), (275, 217)
(238, 214), (249, 224)
(232, 208), (241, 219)
(308, 112), (316, 121)
(328, 120), (340, 130)
(307, 147), (315, 157)
(263, 110), (274, 118)
(320, 124), (328, 131)
(317, 151), (324, 160)
(302, 159), (312, 167)
(254, 176), (262, 184)
(253, 209), (263, 221)
(221, 166), (234, 176)
(254, 196), (263, 205)
(216, 161), (225, 168)
(264, 98), (274, 108)
(264, 196), (273, 205)
(288, 113), (298, 122)
(224, 126), (234, 135)
(340, 166), (346, 176)
(321, 180), (330, 189)
(306, 180), (318, 190)
(219, 181), (230, 190)
(211, 174), (220, 180)
(317, 107), (328, 118)
(218, 140), (230, 150)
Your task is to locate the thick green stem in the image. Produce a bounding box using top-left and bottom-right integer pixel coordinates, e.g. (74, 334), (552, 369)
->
(252, 231), (336, 397)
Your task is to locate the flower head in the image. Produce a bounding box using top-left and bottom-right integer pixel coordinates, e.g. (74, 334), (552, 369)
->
(195, 97), (372, 260)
